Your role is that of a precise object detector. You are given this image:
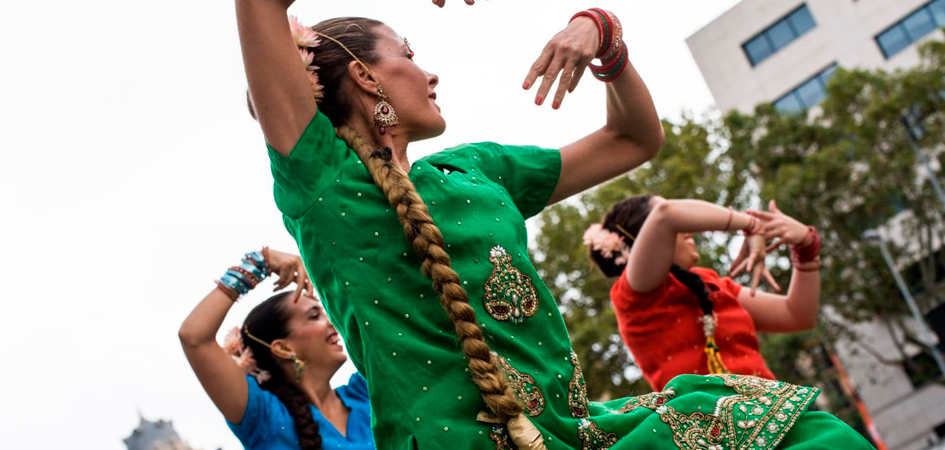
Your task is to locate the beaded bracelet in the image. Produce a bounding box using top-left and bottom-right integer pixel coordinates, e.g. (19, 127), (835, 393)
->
(215, 249), (270, 301)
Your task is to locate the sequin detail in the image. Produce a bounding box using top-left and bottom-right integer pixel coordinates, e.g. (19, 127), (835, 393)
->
(489, 425), (513, 450)
(496, 355), (546, 417)
(569, 351), (618, 449)
(483, 246), (539, 324)
(616, 387), (676, 413)
(656, 374), (818, 450)
(577, 418), (618, 450)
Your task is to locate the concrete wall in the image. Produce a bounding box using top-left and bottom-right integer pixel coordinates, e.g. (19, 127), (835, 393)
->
(686, 0), (937, 113)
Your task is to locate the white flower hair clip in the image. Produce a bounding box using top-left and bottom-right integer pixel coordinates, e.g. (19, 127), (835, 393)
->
(289, 16), (325, 100)
(583, 223), (631, 265)
(223, 327), (272, 384)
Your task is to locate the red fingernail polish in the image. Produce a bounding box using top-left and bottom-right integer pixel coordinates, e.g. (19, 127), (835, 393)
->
(552, 101), (560, 110)
(535, 96), (543, 105)
(522, 81), (530, 90)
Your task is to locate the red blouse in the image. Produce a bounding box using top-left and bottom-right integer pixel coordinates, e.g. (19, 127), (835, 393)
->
(610, 267), (775, 391)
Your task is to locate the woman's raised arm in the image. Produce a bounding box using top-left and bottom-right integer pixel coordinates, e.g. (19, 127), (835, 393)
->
(237, 0), (317, 155)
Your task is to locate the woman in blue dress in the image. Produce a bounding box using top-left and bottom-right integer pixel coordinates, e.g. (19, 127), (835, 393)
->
(179, 247), (374, 450)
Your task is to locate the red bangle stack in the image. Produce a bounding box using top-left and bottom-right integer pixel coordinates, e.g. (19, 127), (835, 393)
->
(570, 8), (628, 82)
(791, 226), (821, 263)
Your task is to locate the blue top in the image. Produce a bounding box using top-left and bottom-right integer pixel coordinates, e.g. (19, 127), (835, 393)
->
(227, 373), (374, 450)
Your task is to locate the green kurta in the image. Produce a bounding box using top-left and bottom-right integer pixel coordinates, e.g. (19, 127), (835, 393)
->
(267, 111), (873, 450)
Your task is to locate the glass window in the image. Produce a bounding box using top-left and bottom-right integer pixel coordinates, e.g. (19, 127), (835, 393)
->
(878, 25), (911, 58)
(774, 94), (803, 113)
(742, 4), (816, 66)
(903, 8), (936, 41)
(768, 20), (796, 50)
(930, 0), (945, 25)
(796, 78), (826, 107)
(789, 6), (817, 36)
(745, 35), (774, 65)
(819, 64), (838, 86)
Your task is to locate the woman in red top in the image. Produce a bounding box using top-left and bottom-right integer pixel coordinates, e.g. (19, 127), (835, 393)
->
(585, 195), (822, 391)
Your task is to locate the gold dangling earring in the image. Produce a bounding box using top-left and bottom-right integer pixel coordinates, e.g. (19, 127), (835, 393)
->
(290, 354), (306, 383)
(373, 85), (398, 135)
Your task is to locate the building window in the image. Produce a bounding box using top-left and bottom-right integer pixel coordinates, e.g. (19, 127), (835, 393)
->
(743, 4), (817, 66)
(774, 63), (838, 113)
(876, 0), (945, 59)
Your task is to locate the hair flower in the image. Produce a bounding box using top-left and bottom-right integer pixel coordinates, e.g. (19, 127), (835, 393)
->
(289, 15), (320, 48)
(221, 326), (271, 384)
(583, 223), (631, 265)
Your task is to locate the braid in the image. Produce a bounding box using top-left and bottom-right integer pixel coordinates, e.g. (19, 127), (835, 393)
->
(669, 264), (713, 316)
(265, 380), (322, 450)
(336, 126), (523, 422)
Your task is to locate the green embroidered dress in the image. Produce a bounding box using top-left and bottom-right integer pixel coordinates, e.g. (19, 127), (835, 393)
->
(267, 111), (873, 450)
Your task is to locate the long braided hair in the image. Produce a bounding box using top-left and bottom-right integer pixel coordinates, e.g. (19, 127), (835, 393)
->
(242, 292), (322, 450)
(308, 18), (522, 423)
(589, 195), (714, 318)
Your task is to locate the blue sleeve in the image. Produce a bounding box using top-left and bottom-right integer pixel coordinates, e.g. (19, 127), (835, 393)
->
(226, 376), (283, 446)
(345, 372), (369, 401)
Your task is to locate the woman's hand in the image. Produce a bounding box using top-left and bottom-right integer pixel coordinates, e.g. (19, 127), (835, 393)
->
(751, 200), (811, 251)
(431, 0), (476, 7)
(730, 234), (781, 296)
(265, 248), (314, 300)
(523, 16), (600, 109)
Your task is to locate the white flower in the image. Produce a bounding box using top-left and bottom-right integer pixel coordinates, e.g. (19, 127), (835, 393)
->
(288, 15), (320, 48)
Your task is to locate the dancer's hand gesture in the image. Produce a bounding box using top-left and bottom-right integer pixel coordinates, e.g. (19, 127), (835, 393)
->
(431, 0), (476, 7)
(731, 234), (781, 296)
(265, 248), (314, 300)
(751, 200), (812, 251)
(523, 14), (600, 109)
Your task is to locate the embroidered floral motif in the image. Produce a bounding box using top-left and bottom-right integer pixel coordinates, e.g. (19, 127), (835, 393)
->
(577, 418), (618, 450)
(656, 374), (818, 450)
(483, 246), (539, 324)
(489, 425), (513, 450)
(568, 350), (590, 418)
(496, 355), (545, 417)
(616, 387), (676, 413)
(568, 351), (618, 449)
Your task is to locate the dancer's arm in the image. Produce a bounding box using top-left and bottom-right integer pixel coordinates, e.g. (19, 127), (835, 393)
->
(179, 249), (310, 423)
(735, 202), (820, 332)
(236, 0), (316, 156)
(626, 199), (760, 293)
(522, 15), (664, 204)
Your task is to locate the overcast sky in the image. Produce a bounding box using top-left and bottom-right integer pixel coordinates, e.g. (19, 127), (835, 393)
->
(0, 0), (739, 448)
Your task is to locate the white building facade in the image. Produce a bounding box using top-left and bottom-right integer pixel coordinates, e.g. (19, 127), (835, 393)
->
(687, 0), (944, 113)
(688, 2), (945, 450)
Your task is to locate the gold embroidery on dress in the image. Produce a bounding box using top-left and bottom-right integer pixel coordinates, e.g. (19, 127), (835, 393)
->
(569, 351), (618, 449)
(656, 374), (818, 450)
(568, 350), (590, 418)
(496, 355), (546, 417)
(489, 425), (514, 450)
(577, 418), (618, 450)
(615, 387), (676, 414)
(483, 246), (539, 324)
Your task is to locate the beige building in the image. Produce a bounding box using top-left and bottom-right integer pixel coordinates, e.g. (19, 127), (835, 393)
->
(687, 0), (943, 113)
(687, 1), (945, 450)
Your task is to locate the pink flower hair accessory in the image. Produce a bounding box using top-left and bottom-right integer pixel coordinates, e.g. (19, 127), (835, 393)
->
(223, 327), (271, 384)
(289, 16), (324, 101)
(583, 223), (631, 265)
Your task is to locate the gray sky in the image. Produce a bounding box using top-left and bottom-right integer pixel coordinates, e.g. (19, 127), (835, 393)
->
(0, 0), (738, 448)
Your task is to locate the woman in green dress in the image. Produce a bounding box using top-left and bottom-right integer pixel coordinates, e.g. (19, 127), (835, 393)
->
(233, 0), (874, 448)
